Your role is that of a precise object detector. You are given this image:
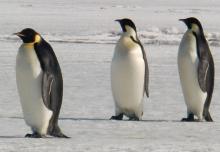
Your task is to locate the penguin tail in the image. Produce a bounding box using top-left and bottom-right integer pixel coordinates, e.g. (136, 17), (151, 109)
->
(203, 109), (213, 122)
(203, 92), (214, 122)
(49, 125), (70, 138)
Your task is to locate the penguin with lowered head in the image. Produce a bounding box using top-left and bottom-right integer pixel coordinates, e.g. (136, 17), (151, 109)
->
(111, 18), (149, 121)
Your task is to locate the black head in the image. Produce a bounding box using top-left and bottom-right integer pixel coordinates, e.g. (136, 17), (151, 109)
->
(14, 28), (41, 43)
(179, 17), (203, 31)
(115, 18), (137, 32)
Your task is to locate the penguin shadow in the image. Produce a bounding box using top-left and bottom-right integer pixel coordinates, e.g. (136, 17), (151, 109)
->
(141, 119), (180, 123)
(59, 117), (109, 121)
(8, 116), (182, 122)
(8, 116), (184, 123)
(59, 117), (181, 123)
(8, 116), (23, 119)
(0, 135), (25, 139)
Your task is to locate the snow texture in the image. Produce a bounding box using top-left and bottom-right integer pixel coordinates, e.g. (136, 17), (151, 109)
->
(0, 0), (220, 151)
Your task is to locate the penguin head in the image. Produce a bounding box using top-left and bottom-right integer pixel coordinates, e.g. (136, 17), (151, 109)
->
(115, 18), (137, 34)
(179, 17), (203, 33)
(14, 28), (41, 43)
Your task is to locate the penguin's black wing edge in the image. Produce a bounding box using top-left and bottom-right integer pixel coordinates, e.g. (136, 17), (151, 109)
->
(198, 60), (209, 92)
(130, 36), (149, 98)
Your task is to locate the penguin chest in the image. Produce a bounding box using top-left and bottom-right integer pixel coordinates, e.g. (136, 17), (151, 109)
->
(16, 44), (52, 134)
(111, 39), (145, 114)
(178, 32), (207, 117)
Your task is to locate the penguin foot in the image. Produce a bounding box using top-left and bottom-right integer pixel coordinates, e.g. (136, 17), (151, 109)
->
(110, 114), (123, 120)
(181, 118), (194, 122)
(182, 118), (206, 122)
(25, 132), (43, 138)
(129, 116), (139, 121)
(181, 117), (195, 122)
(181, 113), (195, 122)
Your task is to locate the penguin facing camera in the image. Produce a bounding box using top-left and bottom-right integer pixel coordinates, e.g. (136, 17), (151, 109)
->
(111, 18), (149, 121)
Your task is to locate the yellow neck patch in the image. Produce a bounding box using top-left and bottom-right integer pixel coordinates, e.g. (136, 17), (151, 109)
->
(191, 24), (199, 33)
(34, 34), (41, 43)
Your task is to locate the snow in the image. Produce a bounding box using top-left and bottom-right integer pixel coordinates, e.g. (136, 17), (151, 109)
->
(0, 0), (220, 151)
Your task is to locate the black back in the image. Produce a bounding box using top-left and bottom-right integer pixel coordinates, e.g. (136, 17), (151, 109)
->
(193, 31), (214, 113)
(34, 38), (63, 131)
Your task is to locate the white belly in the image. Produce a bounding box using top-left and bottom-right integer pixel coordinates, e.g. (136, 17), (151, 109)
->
(111, 38), (145, 119)
(178, 31), (207, 119)
(16, 44), (52, 135)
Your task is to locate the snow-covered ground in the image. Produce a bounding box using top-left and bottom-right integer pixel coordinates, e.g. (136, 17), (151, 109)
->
(0, 0), (220, 151)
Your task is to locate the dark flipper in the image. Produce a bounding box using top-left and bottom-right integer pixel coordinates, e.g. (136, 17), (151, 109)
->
(130, 36), (149, 98)
(198, 60), (209, 92)
(46, 76), (68, 138)
(42, 72), (54, 109)
(42, 72), (68, 137)
(110, 114), (123, 120)
(181, 113), (195, 122)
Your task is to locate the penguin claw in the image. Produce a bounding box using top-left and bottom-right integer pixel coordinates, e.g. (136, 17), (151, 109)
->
(129, 116), (140, 121)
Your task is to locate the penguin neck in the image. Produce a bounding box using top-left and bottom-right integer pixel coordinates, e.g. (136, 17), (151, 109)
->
(190, 24), (205, 37)
(122, 25), (137, 39)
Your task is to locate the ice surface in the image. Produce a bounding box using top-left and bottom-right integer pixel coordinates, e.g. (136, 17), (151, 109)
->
(0, 0), (220, 152)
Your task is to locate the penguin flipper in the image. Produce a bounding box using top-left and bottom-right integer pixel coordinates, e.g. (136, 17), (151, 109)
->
(141, 44), (149, 98)
(42, 72), (68, 137)
(198, 59), (209, 92)
(130, 36), (149, 98)
(42, 72), (54, 109)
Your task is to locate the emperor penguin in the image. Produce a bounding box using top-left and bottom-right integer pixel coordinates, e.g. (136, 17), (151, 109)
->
(15, 28), (69, 138)
(178, 17), (214, 122)
(110, 18), (149, 121)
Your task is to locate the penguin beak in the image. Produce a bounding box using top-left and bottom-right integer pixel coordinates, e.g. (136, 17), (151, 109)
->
(179, 19), (185, 22)
(13, 32), (25, 37)
(115, 19), (121, 23)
